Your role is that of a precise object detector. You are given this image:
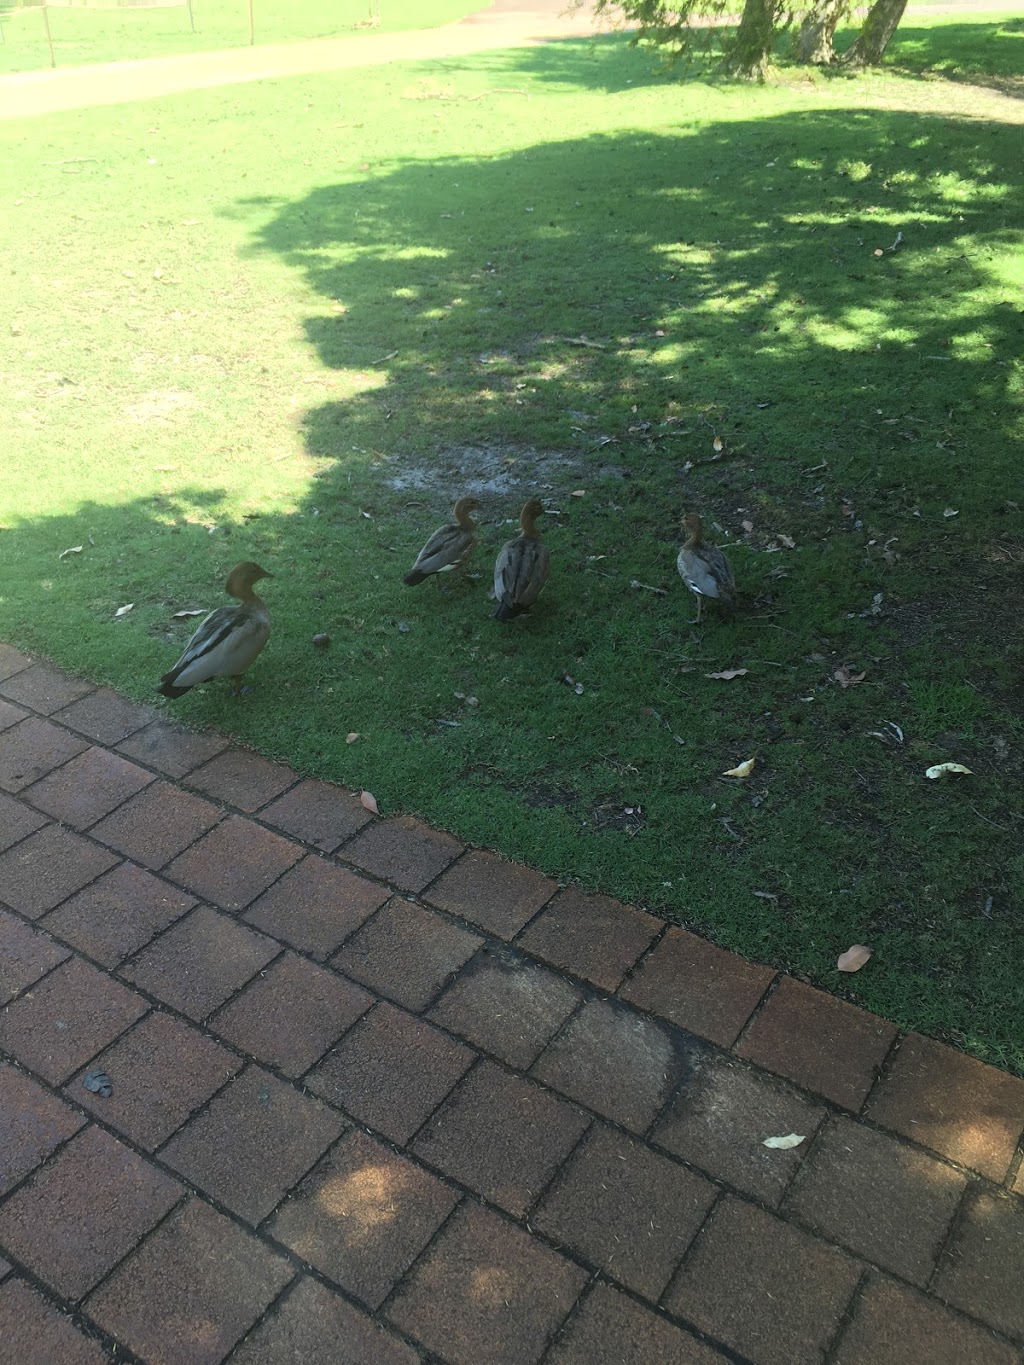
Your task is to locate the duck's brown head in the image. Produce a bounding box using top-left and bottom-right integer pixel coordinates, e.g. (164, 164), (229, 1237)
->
(453, 496), (481, 525)
(226, 561), (273, 601)
(682, 513), (704, 544)
(520, 498), (546, 536)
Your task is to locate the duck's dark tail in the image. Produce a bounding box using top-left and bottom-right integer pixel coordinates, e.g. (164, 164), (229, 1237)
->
(157, 671), (193, 699)
(403, 570), (428, 586)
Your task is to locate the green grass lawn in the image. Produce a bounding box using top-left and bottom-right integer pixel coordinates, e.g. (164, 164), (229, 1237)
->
(2, 18), (1023, 1070)
(0, 0), (480, 74)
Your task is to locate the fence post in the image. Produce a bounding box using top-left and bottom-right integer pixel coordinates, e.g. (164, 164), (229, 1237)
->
(41, 3), (56, 68)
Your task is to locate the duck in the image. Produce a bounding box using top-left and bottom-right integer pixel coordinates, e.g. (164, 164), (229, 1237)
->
(677, 513), (735, 622)
(157, 561), (272, 698)
(493, 498), (550, 621)
(403, 495), (480, 586)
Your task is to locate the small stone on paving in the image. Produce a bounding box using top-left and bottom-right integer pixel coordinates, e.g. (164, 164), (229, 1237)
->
(388, 1201), (588, 1365)
(120, 905), (279, 1021)
(426, 849), (556, 939)
(258, 776), (373, 852)
(243, 854), (389, 960)
(41, 861), (195, 967)
(230, 1274), (420, 1365)
(665, 1197), (861, 1365)
(548, 1282), (730, 1365)
(88, 780), (222, 871)
(210, 951), (371, 1077)
(68, 1010), (242, 1150)
(866, 1032), (1024, 1181)
(0, 907), (70, 1006)
(534, 1124), (716, 1301)
(306, 1001), (474, 1144)
(834, 1275), (1020, 1365)
(413, 1059), (590, 1217)
(0, 956), (147, 1084)
(343, 813), (462, 893)
(784, 1115), (965, 1286)
(532, 997), (687, 1133)
(160, 1065), (343, 1225)
(737, 975), (897, 1110)
(332, 896), (482, 1012)
(653, 1053), (825, 1207)
(186, 747), (295, 812)
(85, 1198), (293, 1365)
(0, 1125), (181, 1300)
(165, 814), (302, 912)
(429, 945), (581, 1069)
(620, 926), (775, 1047)
(269, 1128), (458, 1310)
(0, 822), (118, 918)
(517, 886), (661, 991)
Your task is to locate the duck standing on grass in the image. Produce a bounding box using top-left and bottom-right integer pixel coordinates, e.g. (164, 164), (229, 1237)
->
(403, 495), (480, 586)
(493, 497), (550, 621)
(157, 561), (272, 698)
(677, 513), (735, 623)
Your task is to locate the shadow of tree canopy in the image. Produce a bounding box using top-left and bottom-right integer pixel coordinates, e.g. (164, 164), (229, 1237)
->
(876, 17), (1024, 97)
(246, 105), (1022, 518)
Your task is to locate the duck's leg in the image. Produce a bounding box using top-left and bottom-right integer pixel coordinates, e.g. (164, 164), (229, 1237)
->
(230, 675), (245, 697)
(689, 594), (704, 626)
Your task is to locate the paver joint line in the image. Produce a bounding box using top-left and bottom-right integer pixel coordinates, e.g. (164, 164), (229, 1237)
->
(2, 648), (1024, 1363)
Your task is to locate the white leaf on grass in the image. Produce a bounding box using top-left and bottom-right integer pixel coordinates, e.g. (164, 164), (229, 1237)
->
(834, 665), (867, 689)
(713, 436), (724, 452)
(723, 758), (756, 778)
(925, 762), (972, 779)
(943, 508), (959, 518)
(173, 609), (206, 619)
(359, 790), (379, 813)
(114, 603), (134, 617)
(346, 732), (360, 744)
(59, 545), (83, 559)
(837, 944), (873, 973)
(706, 669), (748, 680)
(763, 1133), (806, 1150)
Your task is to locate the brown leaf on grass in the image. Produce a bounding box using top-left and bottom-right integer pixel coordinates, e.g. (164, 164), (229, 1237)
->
(723, 757), (756, 778)
(837, 944), (873, 973)
(359, 790), (379, 813)
(777, 533), (797, 549)
(741, 519), (754, 533)
(834, 666), (867, 689)
(706, 669), (749, 680)
(713, 435), (724, 452)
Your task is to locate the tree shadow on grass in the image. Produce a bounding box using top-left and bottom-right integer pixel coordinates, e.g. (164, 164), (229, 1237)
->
(842, 16), (1024, 97)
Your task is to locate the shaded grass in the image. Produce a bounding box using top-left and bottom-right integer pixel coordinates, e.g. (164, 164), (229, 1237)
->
(0, 0), (480, 74)
(1, 27), (1023, 1069)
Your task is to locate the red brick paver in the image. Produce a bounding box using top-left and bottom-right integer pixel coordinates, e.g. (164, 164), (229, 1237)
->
(1, 645), (1021, 1365)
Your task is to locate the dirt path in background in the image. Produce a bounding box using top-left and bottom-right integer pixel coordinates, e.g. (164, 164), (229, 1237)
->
(2, 0), (1020, 120)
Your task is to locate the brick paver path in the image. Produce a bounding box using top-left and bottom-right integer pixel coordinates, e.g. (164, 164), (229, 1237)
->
(1, 641), (1023, 1364)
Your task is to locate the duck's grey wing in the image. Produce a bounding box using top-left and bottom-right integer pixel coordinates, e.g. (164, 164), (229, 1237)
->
(161, 604), (269, 688)
(409, 523), (474, 577)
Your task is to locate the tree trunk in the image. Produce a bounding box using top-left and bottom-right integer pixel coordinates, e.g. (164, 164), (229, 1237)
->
(840, 0), (908, 66)
(795, 0), (849, 64)
(725, 0), (780, 77)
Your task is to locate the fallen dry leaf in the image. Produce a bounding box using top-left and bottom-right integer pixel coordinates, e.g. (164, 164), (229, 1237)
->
(59, 545), (83, 559)
(834, 666), (867, 689)
(723, 758), (756, 778)
(346, 732), (360, 744)
(172, 609), (205, 619)
(741, 519), (754, 533)
(837, 944), (873, 973)
(925, 762), (973, 780)
(114, 603), (134, 617)
(777, 533), (797, 549)
(359, 790), (379, 813)
(570, 489), (587, 498)
(713, 435), (724, 452)
(943, 508), (959, 518)
(706, 669), (749, 680)
(762, 1133), (806, 1150)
